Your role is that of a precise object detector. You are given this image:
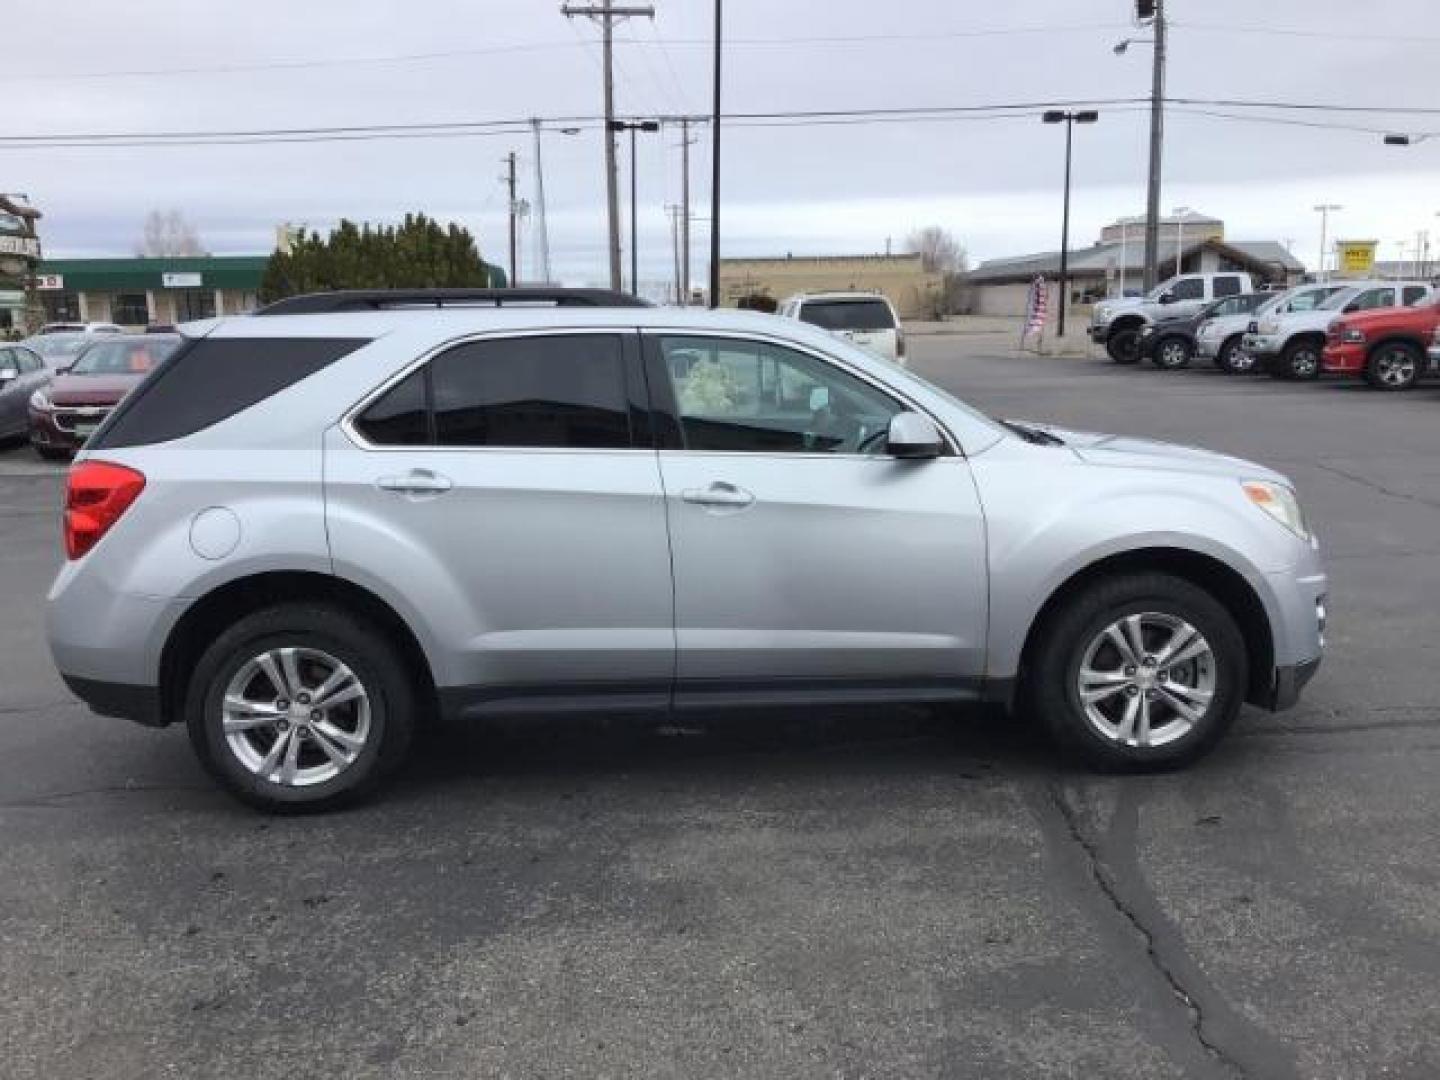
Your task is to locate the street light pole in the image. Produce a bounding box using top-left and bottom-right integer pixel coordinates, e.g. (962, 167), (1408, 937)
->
(1043, 110), (1099, 338)
(1314, 204), (1342, 282)
(608, 119), (660, 296)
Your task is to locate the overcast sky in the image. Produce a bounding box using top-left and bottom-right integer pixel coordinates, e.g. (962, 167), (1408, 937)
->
(13, 0), (1440, 286)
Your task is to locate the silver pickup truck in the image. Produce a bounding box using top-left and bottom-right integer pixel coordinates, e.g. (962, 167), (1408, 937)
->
(1091, 272), (1255, 363)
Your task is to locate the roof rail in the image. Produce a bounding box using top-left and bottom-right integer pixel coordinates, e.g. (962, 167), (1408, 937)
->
(252, 288), (650, 316)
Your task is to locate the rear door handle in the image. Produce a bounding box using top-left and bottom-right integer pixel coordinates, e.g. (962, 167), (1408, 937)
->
(681, 481), (755, 509)
(376, 469), (453, 495)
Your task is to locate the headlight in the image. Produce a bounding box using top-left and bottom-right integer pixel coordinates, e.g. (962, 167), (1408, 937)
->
(1242, 480), (1310, 540)
(1342, 328), (1366, 344)
(29, 388), (51, 411)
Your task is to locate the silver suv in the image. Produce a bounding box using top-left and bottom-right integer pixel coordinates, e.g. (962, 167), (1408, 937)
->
(48, 289), (1328, 811)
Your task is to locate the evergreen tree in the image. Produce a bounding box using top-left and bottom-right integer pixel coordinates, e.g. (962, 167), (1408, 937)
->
(258, 215), (497, 302)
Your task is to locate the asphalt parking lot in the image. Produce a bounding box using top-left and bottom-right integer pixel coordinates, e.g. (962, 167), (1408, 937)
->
(2, 337), (1438, 1080)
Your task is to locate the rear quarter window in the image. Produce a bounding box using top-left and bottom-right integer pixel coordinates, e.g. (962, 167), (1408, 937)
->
(89, 337), (370, 450)
(798, 300), (897, 332)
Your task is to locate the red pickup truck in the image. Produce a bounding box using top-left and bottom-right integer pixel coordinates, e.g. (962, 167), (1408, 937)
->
(1322, 300), (1440, 390)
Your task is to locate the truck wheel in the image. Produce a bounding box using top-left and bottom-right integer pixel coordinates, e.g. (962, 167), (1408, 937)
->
(185, 604), (418, 813)
(1280, 339), (1323, 380)
(1365, 343), (1422, 391)
(1107, 327), (1141, 364)
(1152, 336), (1193, 370)
(1218, 337), (1252, 374)
(1023, 572), (1247, 771)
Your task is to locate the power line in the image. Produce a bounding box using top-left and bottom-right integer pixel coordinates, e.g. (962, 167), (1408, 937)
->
(1176, 20), (1440, 44)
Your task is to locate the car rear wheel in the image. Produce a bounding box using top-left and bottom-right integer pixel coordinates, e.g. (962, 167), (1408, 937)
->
(1279, 339), (1323, 380)
(186, 604), (417, 813)
(1218, 336), (1252, 374)
(1365, 343), (1422, 391)
(1107, 327), (1141, 364)
(1152, 336), (1193, 370)
(1023, 572), (1247, 770)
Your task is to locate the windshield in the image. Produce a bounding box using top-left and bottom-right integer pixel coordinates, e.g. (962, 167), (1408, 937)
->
(24, 333), (91, 358)
(799, 299), (896, 332)
(70, 337), (180, 375)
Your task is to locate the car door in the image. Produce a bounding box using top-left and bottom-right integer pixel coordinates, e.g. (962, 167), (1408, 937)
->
(0, 348), (27, 435)
(644, 331), (988, 705)
(324, 330), (676, 713)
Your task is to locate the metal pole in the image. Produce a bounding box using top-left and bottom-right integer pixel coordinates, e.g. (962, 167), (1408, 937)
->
(1118, 220), (1128, 297)
(531, 119), (552, 284)
(629, 125), (639, 294)
(1142, 0), (1166, 290)
(1058, 117), (1073, 338)
(505, 151), (518, 286)
(1318, 210), (1329, 282)
(708, 0), (722, 308)
(669, 205), (681, 303)
(1176, 214), (1184, 277)
(681, 117), (691, 305)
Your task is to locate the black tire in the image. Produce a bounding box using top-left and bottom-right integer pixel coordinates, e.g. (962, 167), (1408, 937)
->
(1279, 338), (1323, 381)
(1217, 336), (1252, 374)
(1022, 572), (1247, 771)
(1364, 342), (1422, 391)
(185, 604), (418, 813)
(1151, 335), (1194, 370)
(1107, 327), (1141, 364)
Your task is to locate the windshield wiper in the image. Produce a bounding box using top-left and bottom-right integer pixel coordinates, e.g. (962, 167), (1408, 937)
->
(1001, 420), (1064, 446)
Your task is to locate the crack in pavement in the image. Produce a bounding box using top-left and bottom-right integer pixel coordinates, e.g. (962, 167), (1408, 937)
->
(1045, 782), (1301, 1080)
(1313, 461), (1440, 513)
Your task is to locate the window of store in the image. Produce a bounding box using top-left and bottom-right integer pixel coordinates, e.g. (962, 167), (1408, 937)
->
(173, 288), (216, 322)
(40, 291), (81, 322)
(111, 292), (151, 325)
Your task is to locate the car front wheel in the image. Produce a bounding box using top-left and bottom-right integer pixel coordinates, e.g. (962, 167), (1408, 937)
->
(1365, 343), (1422, 391)
(1024, 573), (1247, 770)
(186, 604), (417, 812)
(1280, 339), (1323, 380)
(1218, 337), (1252, 374)
(1107, 328), (1141, 364)
(1152, 336), (1193, 370)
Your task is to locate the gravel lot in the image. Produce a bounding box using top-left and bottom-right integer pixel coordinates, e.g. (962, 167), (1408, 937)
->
(2, 337), (1437, 1079)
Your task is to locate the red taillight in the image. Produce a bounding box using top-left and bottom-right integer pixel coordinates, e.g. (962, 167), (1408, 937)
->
(65, 461), (145, 560)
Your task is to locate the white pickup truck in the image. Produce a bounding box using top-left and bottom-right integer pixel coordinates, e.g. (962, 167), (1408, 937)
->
(1090, 271), (1255, 363)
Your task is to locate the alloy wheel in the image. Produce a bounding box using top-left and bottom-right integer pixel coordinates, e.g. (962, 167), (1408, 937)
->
(1075, 613), (1216, 749)
(222, 647), (372, 787)
(1374, 348), (1417, 389)
(1158, 340), (1189, 369)
(1291, 348), (1319, 378)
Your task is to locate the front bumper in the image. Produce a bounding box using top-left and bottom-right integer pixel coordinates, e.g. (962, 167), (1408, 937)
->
(1321, 342), (1365, 374)
(1089, 325), (1110, 344)
(28, 404), (110, 453)
(1261, 547), (1327, 712)
(1271, 657), (1321, 710)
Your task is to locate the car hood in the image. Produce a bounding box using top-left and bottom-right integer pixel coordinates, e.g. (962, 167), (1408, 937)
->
(48, 373), (144, 406)
(1009, 421), (1284, 482)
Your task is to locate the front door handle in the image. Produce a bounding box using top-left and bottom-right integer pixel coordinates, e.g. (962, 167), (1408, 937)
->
(681, 481), (755, 509)
(376, 469), (453, 495)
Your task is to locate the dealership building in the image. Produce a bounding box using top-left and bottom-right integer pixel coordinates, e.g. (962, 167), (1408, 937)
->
(35, 255), (269, 327)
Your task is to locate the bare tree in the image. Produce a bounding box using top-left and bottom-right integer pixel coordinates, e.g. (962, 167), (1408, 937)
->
(906, 226), (968, 275)
(137, 209), (207, 257)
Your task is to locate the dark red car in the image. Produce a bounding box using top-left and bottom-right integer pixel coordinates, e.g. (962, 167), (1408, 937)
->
(28, 334), (181, 458)
(1322, 300), (1440, 391)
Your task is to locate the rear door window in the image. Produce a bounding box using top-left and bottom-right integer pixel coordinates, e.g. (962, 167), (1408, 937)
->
(89, 337), (369, 450)
(1403, 286), (1430, 305)
(1347, 288), (1394, 312)
(1213, 276), (1243, 297)
(798, 300), (896, 332)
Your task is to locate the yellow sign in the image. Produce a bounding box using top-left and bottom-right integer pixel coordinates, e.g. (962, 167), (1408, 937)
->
(1337, 240), (1378, 276)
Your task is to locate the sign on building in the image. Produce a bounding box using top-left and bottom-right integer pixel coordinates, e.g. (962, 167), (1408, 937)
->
(1336, 240), (1378, 277)
(161, 271), (203, 287)
(35, 274), (64, 290)
(0, 235), (41, 258)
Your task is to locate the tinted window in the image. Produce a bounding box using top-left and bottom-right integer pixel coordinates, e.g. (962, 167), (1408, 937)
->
(112, 293), (149, 325)
(90, 337), (369, 450)
(1347, 288), (1393, 312)
(1213, 276), (1243, 297)
(355, 369), (429, 446)
(431, 335), (630, 449)
(1169, 278), (1205, 301)
(659, 335), (903, 454)
(1404, 286), (1429, 306)
(798, 300), (896, 332)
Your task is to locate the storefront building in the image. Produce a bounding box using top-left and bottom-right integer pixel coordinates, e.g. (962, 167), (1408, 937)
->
(35, 256), (269, 328)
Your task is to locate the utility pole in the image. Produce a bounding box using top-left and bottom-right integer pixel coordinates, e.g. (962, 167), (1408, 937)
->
(667, 204), (682, 303)
(680, 117), (694, 305)
(1313, 204), (1341, 282)
(503, 150), (519, 286)
(562, 1), (654, 290)
(1141, 0), (1166, 291)
(708, 0), (723, 308)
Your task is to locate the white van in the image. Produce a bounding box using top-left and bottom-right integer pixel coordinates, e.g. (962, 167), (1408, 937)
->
(779, 292), (906, 366)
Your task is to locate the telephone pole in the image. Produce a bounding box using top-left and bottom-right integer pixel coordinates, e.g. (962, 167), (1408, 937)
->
(530, 119), (552, 284)
(708, 0), (723, 308)
(562, 1), (654, 291)
(680, 117), (695, 305)
(667, 203), (682, 303)
(502, 151), (519, 286)
(1141, 0), (1166, 290)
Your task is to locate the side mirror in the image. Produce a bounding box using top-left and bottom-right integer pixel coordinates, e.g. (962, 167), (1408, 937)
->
(0, 367), (17, 383)
(1157, 291), (1175, 304)
(886, 411), (943, 459)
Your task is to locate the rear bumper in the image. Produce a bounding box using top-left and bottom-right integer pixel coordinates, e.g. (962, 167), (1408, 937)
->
(61, 674), (166, 727)
(1321, 342), (1365, 374)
